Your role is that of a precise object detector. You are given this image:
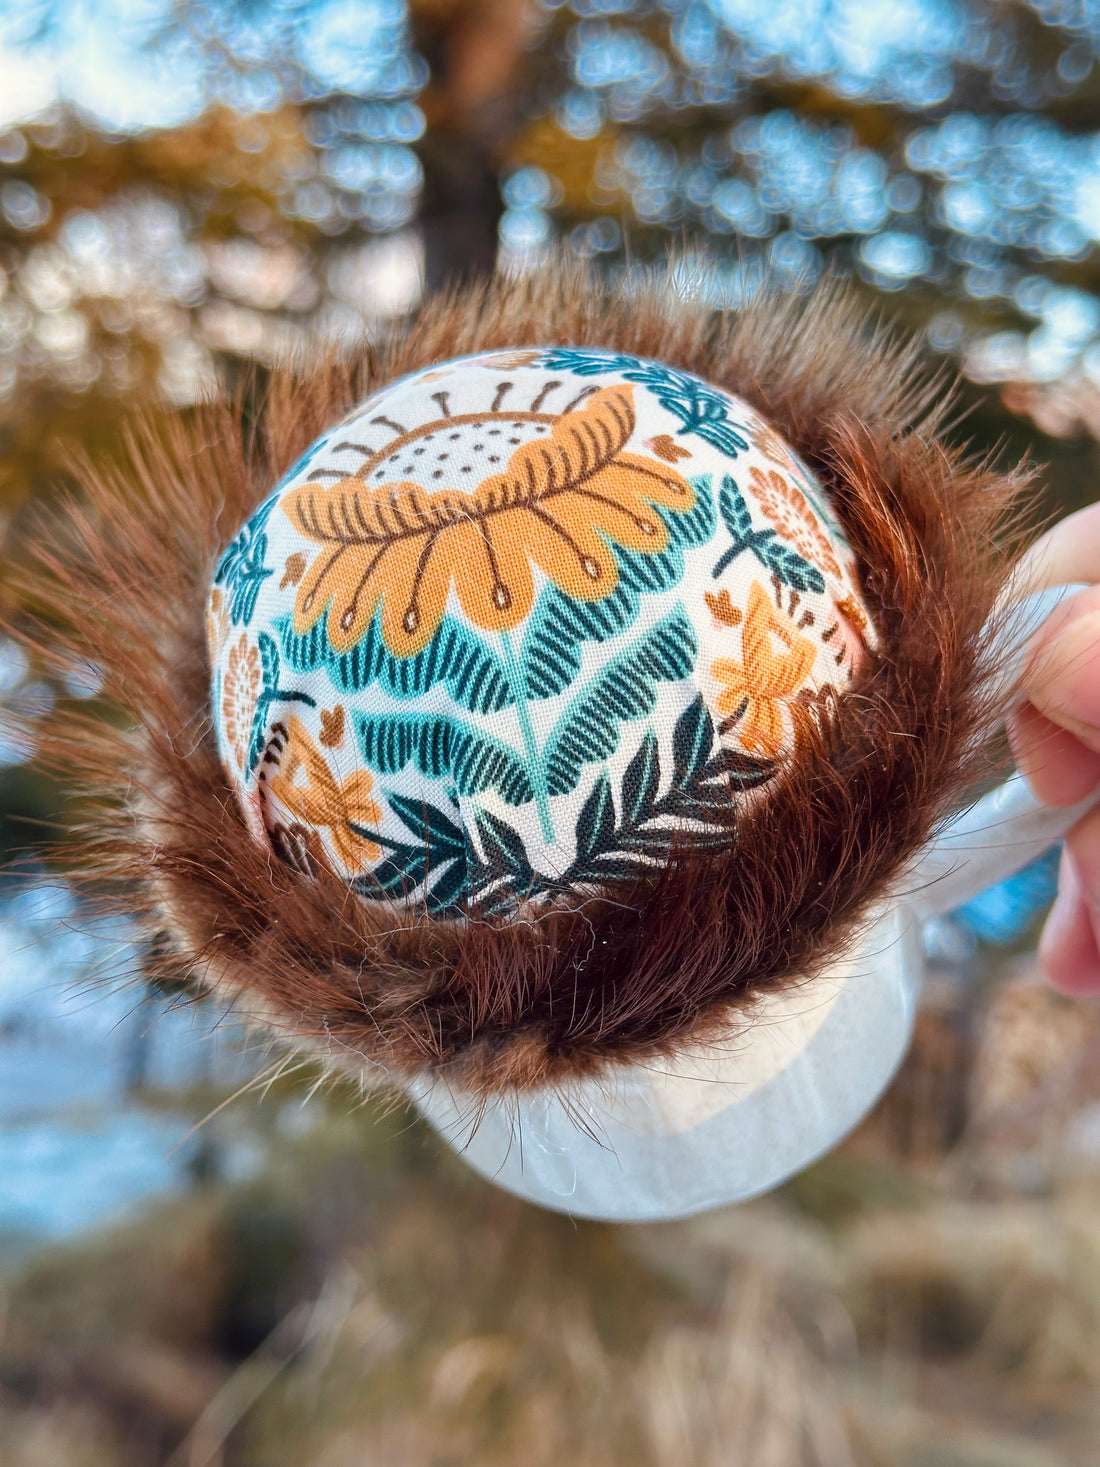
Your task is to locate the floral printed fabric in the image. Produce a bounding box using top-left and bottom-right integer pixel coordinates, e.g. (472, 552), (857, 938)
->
(208, 350), (877, 915)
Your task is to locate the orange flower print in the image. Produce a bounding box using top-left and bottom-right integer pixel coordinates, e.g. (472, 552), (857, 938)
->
(279, 551), (307, 589)
(266, 716), (382, 872)
(206, 587), (230, 661)
(750, 420), (796, 470)
(222, 633), (261, 772)
(645, 433), (691, 463)
(704, 588), (742, 627)
(824, 594), (871, 678)
(711, 582), (818, 758)
(748, 466), (842, 581)
(319, 705), (346, 748)
(283, 385), (694, 656)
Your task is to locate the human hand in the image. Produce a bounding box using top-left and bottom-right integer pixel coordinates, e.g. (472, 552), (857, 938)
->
(1011, 501), (1100, 994)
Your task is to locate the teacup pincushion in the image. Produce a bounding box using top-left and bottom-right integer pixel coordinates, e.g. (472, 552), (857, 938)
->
(209, 350), (875, 916)
(17, 264), (1023, 1097)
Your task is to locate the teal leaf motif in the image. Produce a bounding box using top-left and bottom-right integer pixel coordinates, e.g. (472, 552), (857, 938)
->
(713, 475), (825, 594)
(517, 474), (715, 703)
(717, 472), (753, 544)
(246, 630), (316, 775)
(356, 713), (534, 805)
(278, 611), (513, 714)
(755, 537), (827, 593)
(667, 471), (718, 547)
(540, 350), (751, 458)
(216, 496), (276, 625)
(613, 472), (717, 595)
(257, 628), (280, 694)
(544, 607), (697, 797)
(519, 582), (638, 700)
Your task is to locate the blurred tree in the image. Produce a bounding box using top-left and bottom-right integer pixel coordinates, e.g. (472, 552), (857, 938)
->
(502, 4), (1100, 433)
(412, 0), (541, 288)
(0, 0), (1099, 503)
(3, 0), (1100, 854)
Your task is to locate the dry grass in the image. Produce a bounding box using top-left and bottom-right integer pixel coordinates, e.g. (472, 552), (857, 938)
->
(3, 960), (1100, 1467)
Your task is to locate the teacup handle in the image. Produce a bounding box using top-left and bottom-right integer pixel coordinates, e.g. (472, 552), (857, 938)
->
(907, 583), (1100, 921)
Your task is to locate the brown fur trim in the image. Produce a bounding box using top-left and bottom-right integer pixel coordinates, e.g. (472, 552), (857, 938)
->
(7, 261), (1031, 1095)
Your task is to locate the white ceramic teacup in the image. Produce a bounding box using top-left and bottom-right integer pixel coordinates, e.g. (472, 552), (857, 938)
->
(408, 584), (1097, 1222)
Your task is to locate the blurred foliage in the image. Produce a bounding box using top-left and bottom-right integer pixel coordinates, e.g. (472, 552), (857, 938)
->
(1, 2), (1100, 492)
(3, 0), (1100, 850)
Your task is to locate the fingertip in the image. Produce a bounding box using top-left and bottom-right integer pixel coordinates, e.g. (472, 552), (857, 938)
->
(1039, 852), (1100, 995)
(1010, 701), (1100, 807)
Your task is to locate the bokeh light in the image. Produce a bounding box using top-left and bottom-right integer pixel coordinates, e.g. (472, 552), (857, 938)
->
(0, 0), (1097, 429)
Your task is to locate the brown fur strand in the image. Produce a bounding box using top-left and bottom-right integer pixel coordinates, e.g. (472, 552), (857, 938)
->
(6, 261), (1030, 1096)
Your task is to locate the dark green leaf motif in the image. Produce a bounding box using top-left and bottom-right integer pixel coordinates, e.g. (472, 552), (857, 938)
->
(473, 809), (536, 886)
(712, 475), (825, 593)
(349, 694), (779, 911)
(345, 607), (715, 910)
(622, 729), (660, 825)
(565, 696), (778, 884)
(671, 692), (713, 789)
(460, 696), (779, 903)
(351, 793), (469, 914)
(574, 771), (617, 865)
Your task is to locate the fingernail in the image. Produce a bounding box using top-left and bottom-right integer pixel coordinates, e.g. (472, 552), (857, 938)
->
(1061, 846), (1081, 897)
(1041, 889), (1075, 964)
(1043, 847), (1081, 947)
(1071, 841), (1100, 913)
(1066, 833), (1100, 914)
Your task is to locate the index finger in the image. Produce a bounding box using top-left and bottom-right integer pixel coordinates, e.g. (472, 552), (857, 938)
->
(1013, 500), (1100, 599)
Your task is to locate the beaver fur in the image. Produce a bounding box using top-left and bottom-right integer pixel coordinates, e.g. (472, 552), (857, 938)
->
(8, 260), (1030, 1095)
